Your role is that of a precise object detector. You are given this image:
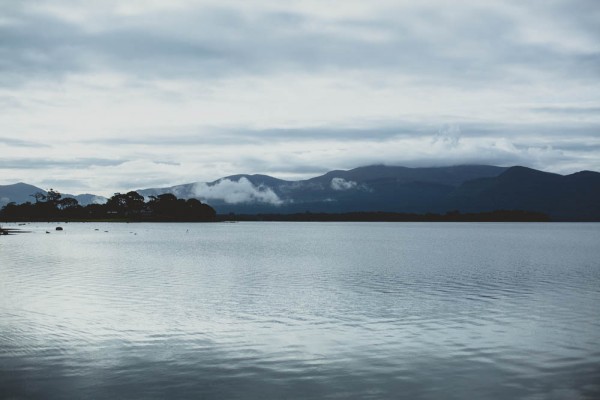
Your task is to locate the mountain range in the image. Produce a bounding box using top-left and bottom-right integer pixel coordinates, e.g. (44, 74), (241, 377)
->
(2, 165), (599, 220)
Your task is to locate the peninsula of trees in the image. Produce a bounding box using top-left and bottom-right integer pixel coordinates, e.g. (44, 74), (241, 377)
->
(0, 190), (217, 222)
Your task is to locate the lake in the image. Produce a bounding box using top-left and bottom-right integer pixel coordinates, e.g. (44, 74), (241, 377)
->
(1, 222), (599, 399)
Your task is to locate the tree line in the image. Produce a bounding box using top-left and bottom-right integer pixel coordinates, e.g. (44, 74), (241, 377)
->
(0, 190), (216, 222)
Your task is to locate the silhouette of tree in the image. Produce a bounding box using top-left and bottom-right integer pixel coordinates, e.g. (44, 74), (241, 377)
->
(124, 191), (145, 214)
(148, 193), (179, 216)
(1, 191), (216, 222)
(106, 193), (126, 213)
(46, 189), (61, 204)
(146, 194), (216, 221)
(106, 191), (146, 216)
(30, 192), (46, 203)
(58, 197), (79, 210)
(186, 198), (217, 220)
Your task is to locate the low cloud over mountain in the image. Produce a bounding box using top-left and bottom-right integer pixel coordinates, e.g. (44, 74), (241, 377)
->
(192, 178), (283, 205)
(330, 178), (357, 191)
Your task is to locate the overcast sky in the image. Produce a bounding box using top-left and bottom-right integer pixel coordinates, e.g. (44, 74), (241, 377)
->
(1, 0), (599, 195)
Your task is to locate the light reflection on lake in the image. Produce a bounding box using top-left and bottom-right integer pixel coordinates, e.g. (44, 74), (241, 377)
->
(1, 222), (599, 399)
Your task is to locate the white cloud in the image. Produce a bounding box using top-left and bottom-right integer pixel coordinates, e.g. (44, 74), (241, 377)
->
(192, 178), (282, 205)
(330, 178), (357, 191)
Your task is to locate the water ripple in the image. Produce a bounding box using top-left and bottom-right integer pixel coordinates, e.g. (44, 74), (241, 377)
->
(1, 222), (599, 399)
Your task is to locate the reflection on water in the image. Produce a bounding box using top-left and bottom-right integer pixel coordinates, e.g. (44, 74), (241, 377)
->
(1, 222), (599, 399)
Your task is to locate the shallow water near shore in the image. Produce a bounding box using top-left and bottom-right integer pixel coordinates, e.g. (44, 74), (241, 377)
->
(1, 222), (599, 399)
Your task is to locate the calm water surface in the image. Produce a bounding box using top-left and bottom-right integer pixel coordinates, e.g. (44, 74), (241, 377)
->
(1, 222), (599, 399)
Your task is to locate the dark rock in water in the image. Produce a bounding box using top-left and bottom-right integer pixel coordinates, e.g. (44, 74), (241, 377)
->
(1, 227), (29, 235)
(56, 227), (63, 231)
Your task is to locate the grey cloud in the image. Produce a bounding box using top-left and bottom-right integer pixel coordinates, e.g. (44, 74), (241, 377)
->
(233, 126), (426, 142)
(84, 125), (423, 147)
(0, 136), (50, 147)
(1, 2), (598, 87)
(549, 0), (600, 36)
(0, 95), (24, 110)
(258, 122), (600, 143)
(236, 158), (330, 176)
(130, 177), (187, 190)
(379, 146), (585, 174)
(550, 143), (600, 152)
(85, 133), (257, 147)
(0, 13), (86, 85)
(153, 160), (181, 166)
(438, 122), (600, 140)
(530, 106), (600, 115)
(0, 158), (127, 169)
(432, 125), (461, 148)
(38, 178), (89, 189)
(85, 121), (600, 149)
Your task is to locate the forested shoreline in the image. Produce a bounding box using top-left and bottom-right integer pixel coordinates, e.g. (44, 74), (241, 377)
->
(0, 188), (552, 223)
(0, 190), (217, 222)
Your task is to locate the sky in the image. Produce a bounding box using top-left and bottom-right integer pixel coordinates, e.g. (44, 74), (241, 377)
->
(1, 0), (599, 196)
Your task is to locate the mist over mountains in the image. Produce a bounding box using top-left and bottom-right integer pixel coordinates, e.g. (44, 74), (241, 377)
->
(2, 165), (599, 220)
(137, 165), (509, 214)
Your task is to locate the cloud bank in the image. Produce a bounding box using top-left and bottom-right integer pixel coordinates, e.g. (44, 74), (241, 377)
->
(192, 178), (282, 205)
(331, 178), (357, 191)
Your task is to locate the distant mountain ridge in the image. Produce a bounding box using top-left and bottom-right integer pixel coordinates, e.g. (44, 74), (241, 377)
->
(136, 165), (509, 213)
(136, 164), (600, 220)
(2, 164), (600, 220)
(447, 166), (600, 220)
